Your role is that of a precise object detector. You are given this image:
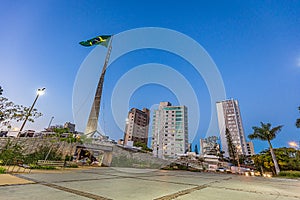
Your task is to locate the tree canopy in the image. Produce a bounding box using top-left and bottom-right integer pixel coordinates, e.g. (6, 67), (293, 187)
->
(0, 86), (42, 130)
(248, 122), (283, 175)
(134, 141), (152, 152)
(252, 147), (300, 174)
(248, 122), (283, 141)
(225, 128), (236, 160)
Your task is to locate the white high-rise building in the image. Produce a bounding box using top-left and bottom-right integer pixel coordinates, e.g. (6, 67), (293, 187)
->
(216, 99), (247, 158)
(152, 102), (188, 159)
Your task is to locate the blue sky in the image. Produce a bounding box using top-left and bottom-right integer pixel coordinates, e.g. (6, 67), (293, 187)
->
(1, 0), (300, 153)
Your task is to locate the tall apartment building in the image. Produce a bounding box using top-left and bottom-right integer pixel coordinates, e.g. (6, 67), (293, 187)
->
(123, 108), (150, 146)
(152, 102), (188, 159)
(216, 99), (247, 158)
(200, 136), (220, 155)
(246, 141), (255, 156)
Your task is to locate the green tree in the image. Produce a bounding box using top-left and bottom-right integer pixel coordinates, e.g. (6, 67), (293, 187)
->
(134, 141), (153, 152)
(296, 106), (300, 128)
(248, 122), (283, 175)
(53, 127), (69, 135)
(252, 148), (300, 174)
(225, 128), (236, 162)
(0, 96), (42, 129)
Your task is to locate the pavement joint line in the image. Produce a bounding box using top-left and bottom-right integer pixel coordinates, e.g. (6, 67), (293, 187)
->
(15, 174), (131, 184)
(122, 174), (231, 186)
(209, 185), (300, 199)
(82, 171), (184, 179)
(83, 171), (215, 179)
(41, 182), (112, 200)
(0, 182), (37, 187)
(82, 172), (166, 179)
(81, 171), (233, 186)
(153, 184), (208, 200)
(16, 174), (111, 200)
(13, 174), (40, 183)
(82, 172), (204, 187)
(152, 179), (227, 200)
(129, 176), (199, 186)
(50, 176), (129, 184)
(109, 174), (200, 187)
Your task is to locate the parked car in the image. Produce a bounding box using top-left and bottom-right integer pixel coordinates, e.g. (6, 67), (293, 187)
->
(216, 167), (231, 173)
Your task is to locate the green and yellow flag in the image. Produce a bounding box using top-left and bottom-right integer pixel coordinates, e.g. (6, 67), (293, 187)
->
(79, 35), (112, 47)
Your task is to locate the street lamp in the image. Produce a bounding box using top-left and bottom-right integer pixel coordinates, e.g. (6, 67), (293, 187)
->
(18, 88), (45, 136)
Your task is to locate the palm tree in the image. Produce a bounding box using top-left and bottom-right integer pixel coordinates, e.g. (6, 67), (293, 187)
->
(296, 106), (300, 128)
(248, 122), (283, 175)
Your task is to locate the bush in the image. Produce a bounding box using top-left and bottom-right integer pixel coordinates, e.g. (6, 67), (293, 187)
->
(29, 164), (56, 170)
(0, 140), (24, 165)
(278, 171), (300, 178)
(65, 164), (78, 168)
(23, 146), (63, 164)
(64, 155), (73, 161)
(133, 141), (153, 152)
(0, 167), (6, 174)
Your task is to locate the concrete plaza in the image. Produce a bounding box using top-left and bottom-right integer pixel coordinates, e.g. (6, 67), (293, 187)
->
(0, 167), (299, 200)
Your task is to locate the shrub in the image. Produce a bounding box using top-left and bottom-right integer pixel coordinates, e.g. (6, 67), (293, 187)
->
(24, 146), (63, 164)
(64, 155), (73, 161)
(29, 164), (56, 170)
(65, 164), (78, 168)
(0, 167), (6, 174)
(278, 171), (300, 178)
(0, 139), (24, 165)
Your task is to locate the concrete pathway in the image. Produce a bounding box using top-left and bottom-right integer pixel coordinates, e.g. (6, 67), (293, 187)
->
(0, 168), (299, 200)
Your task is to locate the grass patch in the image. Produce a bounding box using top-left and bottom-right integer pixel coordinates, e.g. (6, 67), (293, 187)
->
(0, 167), (6, 174)
(278, 171), (300, 178)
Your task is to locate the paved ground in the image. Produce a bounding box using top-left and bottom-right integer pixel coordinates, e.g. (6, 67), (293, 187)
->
(0, 167), (300, 200)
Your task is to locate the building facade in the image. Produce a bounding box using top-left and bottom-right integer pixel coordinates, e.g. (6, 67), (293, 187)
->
(246, 141), (255, 156)
(200, 136), (220, 156)
(123, 108), (150, 146)
(152, 102), (188, 159)
(216, 99), (247, 158)
(64, 122), (75, 133)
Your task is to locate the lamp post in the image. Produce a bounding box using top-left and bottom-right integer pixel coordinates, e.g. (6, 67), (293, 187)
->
(18, 88), (45, 136)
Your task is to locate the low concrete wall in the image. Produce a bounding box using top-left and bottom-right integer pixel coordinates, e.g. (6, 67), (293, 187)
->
(0, 137), (78, 158)
(111, 145), (171, 169)
(0, 138), (171, 168)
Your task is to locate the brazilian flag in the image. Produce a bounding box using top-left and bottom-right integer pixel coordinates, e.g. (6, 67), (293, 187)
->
(79, 35), (111, 47)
